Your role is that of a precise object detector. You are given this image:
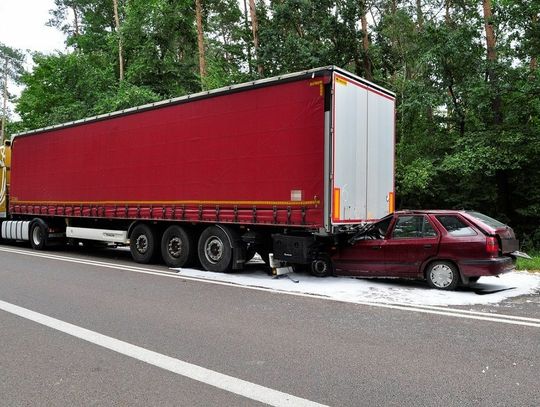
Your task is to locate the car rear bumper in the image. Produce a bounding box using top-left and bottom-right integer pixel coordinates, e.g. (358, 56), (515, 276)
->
(459, 256), (516, 277)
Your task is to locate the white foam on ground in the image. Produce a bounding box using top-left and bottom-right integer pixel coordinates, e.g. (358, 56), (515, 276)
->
(172, 264), (540, 306)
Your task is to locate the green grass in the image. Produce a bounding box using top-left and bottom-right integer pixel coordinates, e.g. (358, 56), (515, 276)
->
(516, 251), (540, 272)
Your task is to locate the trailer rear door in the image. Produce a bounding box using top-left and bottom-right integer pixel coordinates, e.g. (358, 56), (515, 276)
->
(331, 73), (394, 225)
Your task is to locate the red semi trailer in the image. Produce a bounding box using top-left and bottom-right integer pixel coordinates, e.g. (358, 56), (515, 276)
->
(0, 67), (395, 275)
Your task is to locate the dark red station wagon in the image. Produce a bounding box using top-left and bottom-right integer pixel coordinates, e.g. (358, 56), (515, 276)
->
(331, 210), (520, 290)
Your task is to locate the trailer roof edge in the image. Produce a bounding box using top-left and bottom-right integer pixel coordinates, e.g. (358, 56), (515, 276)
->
(12, 66), (395, 140)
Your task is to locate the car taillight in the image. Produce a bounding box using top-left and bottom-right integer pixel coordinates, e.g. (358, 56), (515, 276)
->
(486, 236), (499, 256)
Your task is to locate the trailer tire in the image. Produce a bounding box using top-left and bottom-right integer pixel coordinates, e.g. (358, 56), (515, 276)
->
(161, 225), (194, 268)
(198, 226), (233, 272)
(130, 224), (157, 264)
(30, 220), (48, 250)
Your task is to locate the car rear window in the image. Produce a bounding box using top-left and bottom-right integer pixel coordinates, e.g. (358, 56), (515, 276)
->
(466, 211), (506, 229)
(436, 215), (477, 236)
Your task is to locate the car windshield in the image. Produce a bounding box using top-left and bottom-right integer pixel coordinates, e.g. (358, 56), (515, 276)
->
(350, 214), (393, 242)
(466, 211), (506, 229)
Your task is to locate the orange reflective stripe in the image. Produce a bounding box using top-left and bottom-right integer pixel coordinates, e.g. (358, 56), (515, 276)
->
(333, 188), (341, 220)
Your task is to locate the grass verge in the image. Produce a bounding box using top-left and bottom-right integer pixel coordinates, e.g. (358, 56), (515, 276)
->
(516, 251), (540, 272)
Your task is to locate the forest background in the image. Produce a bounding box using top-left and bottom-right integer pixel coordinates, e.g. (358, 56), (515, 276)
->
(1, 0), (539, 248)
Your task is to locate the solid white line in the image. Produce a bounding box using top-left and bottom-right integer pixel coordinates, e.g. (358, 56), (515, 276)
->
(386, 302), (540, 323)
(1, 246), (539, 328)
(0, 299), (327, 407)
(350, 301), (540, 328)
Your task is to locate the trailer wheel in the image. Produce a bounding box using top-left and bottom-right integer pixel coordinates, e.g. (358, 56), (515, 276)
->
(130, 224), (157, 264)
(30, 221), (48, 250)
(198, 226), (233, 272)
(310, 255), (333, 277)
(161, 225), (194, 268)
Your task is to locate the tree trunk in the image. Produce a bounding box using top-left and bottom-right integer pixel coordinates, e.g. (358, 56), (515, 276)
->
(482, 0), (501, 124)
(1, 57), (7, 143)
(482, 0), (509, 215)
(249, 0), (263, 75)
(360, 8), (373, 81)
(242, 0), (252, 74)
(72, 6), (80, 37)
(531, 13), (538, 72)
(195, 0), (207, 85)
(416, 0), (423, 30)
(482, 0), (497, 66)
(112, 0), (124, 81)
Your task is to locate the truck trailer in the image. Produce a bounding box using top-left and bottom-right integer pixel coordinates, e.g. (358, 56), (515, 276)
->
(0, 66), (395, 276)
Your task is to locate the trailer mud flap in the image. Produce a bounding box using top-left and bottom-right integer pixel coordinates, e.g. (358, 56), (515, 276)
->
(216, 224), (245, 270)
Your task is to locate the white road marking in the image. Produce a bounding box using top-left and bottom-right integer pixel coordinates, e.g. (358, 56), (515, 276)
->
(1, 246), (540, 328)
(0, 299), (327, 407)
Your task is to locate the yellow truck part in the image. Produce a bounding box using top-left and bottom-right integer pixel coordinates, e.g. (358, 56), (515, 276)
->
(0, 141), (11, 217)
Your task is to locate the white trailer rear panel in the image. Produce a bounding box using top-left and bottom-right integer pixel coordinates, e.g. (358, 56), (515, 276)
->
(330, 71), (395, 226)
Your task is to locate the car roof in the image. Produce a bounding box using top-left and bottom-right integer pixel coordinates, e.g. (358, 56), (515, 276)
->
(394, 209), (467, 215)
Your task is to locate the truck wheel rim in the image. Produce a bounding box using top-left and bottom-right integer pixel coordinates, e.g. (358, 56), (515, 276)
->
(430, 264), (453, 288)
(168, 237), (182, 258)
(32, 227), (42, 245)
(135, 235), (148, 254)
(204, 236), (223, 264)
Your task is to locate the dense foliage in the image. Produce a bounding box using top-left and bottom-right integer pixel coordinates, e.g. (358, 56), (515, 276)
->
(2, 0), (539, 246)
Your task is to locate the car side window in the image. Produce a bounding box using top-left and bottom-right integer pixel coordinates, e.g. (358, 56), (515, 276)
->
(436, 215), (477, 236)
(392, 215), (437, 239)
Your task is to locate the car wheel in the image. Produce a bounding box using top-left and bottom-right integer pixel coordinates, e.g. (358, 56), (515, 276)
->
(30, 221), (48, 250)
(198, 226), (233, 272)
(130, 224), (157, 264)
(426, 261), (459, 290)
(161, 225), (194, 268)
(310, 255), (333, 277)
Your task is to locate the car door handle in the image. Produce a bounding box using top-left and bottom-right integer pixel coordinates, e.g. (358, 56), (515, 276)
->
(372, 246), (382, 250)
(423, 244), (433, 248)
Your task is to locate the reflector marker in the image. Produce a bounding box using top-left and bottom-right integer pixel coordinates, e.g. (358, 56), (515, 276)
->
(309, 80), (324, 96)
(332, 188), (341, 220)
(388, 191), (395, 213)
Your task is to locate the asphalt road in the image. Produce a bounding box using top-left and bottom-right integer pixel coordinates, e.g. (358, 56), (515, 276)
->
(0, 243), (539, 406)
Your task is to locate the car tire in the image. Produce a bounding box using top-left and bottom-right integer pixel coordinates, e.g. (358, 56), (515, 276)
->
(198, 226), (233, 272)
(30, 221), (48, 250)
(426, 261), (460, 290)
(130, 224), (157, 264)
(310, 255), (333, 277)
(161, 225), (194, 268)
